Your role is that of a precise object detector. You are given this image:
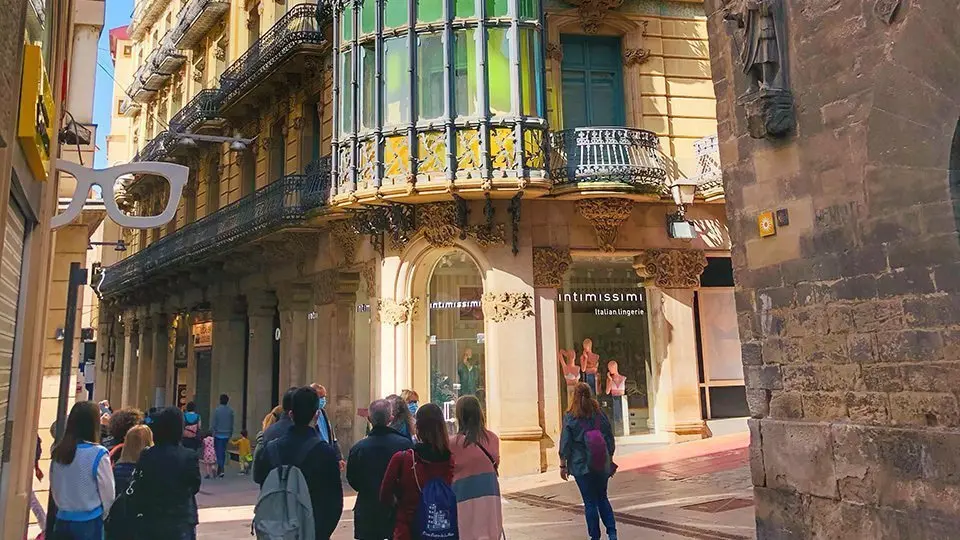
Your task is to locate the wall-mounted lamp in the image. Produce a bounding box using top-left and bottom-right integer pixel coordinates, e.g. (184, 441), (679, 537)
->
(666, 178), (699, 240)
(88, 239), (127, 251)
(172, 132), (255, 153)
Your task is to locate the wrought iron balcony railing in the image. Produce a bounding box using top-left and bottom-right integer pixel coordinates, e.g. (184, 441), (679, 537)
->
(219, 3), (330, 106)
(100, 158), (332, 296)
(129, 0), (166, 40)
(134, 130), (177, 162)
(119, 98), (141, 117)
(170, 0), (230, 50)
(549, 127), (668, 193)
(169, 89), (223, 132)
(152, 35), (187, 74)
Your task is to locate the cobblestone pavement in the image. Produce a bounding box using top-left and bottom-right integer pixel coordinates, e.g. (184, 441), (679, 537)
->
(193, 432), (756, 540)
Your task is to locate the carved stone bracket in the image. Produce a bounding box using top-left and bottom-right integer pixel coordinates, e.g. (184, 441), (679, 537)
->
(359, 260), (377, 296)
(378, 297), (419, 325)
(330, 221), (359, 264)
(481, 292), (534, 323)
(576, 198), (635, 252)
(533, 247), (572, 288)
(546, 42), (563, 62)
(418, 203), (461, 248)
(313, 268), (340, 305)
(633, 249), (708, 289)
(214, 45), (226, 61)
(623, 48), (652, 66)
(566, 0), (624, 34)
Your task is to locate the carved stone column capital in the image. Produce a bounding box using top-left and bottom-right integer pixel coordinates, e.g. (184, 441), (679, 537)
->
(378, 297), (419, 325)
(633, 249), (708, 289)
(533, 247), (572, 288)
(576, 198), (635, 252)
(481, 292), (534, 323)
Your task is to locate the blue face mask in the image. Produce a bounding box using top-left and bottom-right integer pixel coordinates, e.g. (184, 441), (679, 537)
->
(317, 397), (327, 410)
(408, 402), (418, 414)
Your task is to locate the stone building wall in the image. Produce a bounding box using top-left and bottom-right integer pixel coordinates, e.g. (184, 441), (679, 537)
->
(706, 0), (960, 535)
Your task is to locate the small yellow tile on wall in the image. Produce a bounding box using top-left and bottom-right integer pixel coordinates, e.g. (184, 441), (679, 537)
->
(758, 211), (777, 238)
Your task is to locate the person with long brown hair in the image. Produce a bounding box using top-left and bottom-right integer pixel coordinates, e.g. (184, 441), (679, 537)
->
(379, 403), (455, 540)
(49, 401), (116, 540)
(560, 382), (617, 540)
(386, 393), (415, 440)
(451, 395), (503, 539)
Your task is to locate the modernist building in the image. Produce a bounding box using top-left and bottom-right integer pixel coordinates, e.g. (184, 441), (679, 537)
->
(102, 0), (744, 474)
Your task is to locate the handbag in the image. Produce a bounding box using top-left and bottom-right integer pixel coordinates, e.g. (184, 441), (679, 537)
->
(477, 442), (499, 476)
(105, 468), (144, 536)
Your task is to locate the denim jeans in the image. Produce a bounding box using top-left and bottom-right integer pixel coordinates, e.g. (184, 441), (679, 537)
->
(574, 472), (617, 540)
(53, 516), (104, 540)
(214, 436), (229, 474)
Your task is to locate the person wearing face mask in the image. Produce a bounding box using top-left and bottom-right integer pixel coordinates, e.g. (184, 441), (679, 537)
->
(310, 383), (345, 471)
(400, 389), (419, 415)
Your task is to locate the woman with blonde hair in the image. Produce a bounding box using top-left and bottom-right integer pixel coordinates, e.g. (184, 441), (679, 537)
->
(400, 389), (420, 415)
(114, 425), (153, 495)
(450, 395), (503, 540)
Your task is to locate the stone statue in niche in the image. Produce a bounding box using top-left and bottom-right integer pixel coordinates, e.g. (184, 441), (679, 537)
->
(724, 0), (795, 139)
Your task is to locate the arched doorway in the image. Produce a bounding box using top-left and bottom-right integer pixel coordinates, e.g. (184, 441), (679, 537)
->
(426, 250), (486, 424)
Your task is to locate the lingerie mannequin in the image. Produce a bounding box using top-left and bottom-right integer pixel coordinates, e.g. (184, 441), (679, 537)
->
(559, 349), (580, 403)
(605, 360), (627, 436)
(580, 338), (600, 395)
(458, 347), (480, 397)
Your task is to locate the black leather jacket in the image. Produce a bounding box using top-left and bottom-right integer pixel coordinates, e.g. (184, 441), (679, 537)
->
(135, 443), (201, 527)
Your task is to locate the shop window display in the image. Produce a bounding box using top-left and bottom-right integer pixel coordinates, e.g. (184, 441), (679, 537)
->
(557, 260), (652, 437)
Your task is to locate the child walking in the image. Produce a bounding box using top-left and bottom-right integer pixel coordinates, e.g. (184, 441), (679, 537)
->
(230, 430), (252, 475)
(200, 431), (217, 479)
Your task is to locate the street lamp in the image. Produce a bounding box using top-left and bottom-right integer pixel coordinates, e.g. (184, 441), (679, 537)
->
(173, 132), (255, 153)
(666, 178), (700, 240)
(88, 239), (127, 251)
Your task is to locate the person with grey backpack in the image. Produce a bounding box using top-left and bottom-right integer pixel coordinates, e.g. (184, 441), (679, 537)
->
(253, 387), (343, 540)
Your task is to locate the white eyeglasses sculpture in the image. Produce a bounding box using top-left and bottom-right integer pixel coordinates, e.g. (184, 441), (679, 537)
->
(52, 160), (189, 230)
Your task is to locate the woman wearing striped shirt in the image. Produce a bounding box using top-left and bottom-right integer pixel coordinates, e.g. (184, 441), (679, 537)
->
(450, 395), (504, 540)
(50, 400), (116, 540)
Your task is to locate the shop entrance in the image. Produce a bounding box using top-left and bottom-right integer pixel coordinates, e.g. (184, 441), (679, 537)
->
(557, 259), (652, 438)
(426, 250), (486, 424)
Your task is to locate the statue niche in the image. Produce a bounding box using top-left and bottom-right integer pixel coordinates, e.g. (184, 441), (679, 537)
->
(724, 0), (795, 139)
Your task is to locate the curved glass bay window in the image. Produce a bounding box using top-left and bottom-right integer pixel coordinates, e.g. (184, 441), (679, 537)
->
(332, 0), (547, 197)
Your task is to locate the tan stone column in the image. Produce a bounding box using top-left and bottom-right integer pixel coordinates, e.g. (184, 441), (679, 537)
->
(152, 313), (170, 408)
(120, 313), (137, 408)
(211, 296), (245, 434)
(332, 273), (359, 455)
(634, 249), (709, 442)
(246, 290), (278, 430)
(136, 314), (155, 411)
(278, 284), (312, 389)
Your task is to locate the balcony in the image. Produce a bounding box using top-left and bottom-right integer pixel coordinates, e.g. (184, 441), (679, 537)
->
(129, 0), (167, 41)
(99, 158), (332, 297)
(169, 89), (224, 132)
(135, 130), (177, 162)
(119, 97), (141, 117)
(549, 127), (668, 197)
(219, 3), (330, 113)
(152, 35), (187, 74)
(170, 0), (230, 50)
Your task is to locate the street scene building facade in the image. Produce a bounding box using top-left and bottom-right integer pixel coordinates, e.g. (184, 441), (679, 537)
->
(101, 0), (745, 474)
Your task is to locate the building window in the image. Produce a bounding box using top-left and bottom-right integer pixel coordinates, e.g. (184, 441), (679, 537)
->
(123, 45), (132, 57)
(116, 100), (124, 115)
(269, 120), (286, 181)
(241, 154), (256, 196)
(559, 35), (625, 129)
(206, 161), (220, 213)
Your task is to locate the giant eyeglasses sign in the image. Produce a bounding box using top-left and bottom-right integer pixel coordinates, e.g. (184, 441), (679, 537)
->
(52, 159), (188, 229)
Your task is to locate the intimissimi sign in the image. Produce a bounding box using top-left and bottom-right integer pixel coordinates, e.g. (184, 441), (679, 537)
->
(557, 288), (645, 315)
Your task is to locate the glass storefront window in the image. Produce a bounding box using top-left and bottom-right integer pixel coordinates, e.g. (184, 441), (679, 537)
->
(360, 45), (376, 130)
(486, 0), (508, 17)
(385, 0), (408, 28)
(360, 0), (376, 34)
(557, 260), (651, 438)
(340, 50), (354, 135)
(454, 29), (479, 117)
(455, 0), (474, 18)
(383, 37), (410, 126)
(518, 0), (536, 19)
(428, 251), (486, 419)
(519, 28), (542, 117)
(418, 0), (443, 23)
(418, 33), (445, 121)
(487, 28), (512, 115)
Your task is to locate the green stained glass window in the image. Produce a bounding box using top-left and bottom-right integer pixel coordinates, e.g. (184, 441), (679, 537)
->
(454, 29), (478, 117)
(341, 11), (353, 42)
(519, 29), (542, 116)
(454, 0), (474, 18)
(418, 0), (443, 22)
(383, 37), (410, 126)
(487, 28), (512, 115)
(418, 33), (445, 121)
(340, 50), (354, 134)
(384, 0), (407, 28)
(518, 0), (536, 19)
(360, 0), (375, 34)
(486, 0), (507, 17)
(360, 44), (376, 129)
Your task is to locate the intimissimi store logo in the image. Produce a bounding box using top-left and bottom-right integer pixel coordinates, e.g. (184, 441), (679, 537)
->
(557, 288), (645, 316)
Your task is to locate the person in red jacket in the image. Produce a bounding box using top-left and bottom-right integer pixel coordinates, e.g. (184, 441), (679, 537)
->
(379, 403), (454, 540)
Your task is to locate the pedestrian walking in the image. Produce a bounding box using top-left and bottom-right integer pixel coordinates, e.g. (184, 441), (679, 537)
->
(49, 401), (116, 540)
(133, 407), (201, 540)
(210, 394), (234, 477)
(103, 408), (144, 464)
(199, 431), (216, 479)
(386, 394), (415, 441)
(347, 399), (414, 540)
(230, 430), (253, 475)
(257, 387), (298, 451)
(113, 425), (153, 496)
(379, 403), (456, 540)
(254, 386), (343, 540)
(310, 383), (345, 470)
(181, 402), (201, 453)
(559, 382), (617, 540)
(450, 395), (503, 540)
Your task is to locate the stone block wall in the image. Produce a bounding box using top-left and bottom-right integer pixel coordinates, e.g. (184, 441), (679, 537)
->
(706, 0), (960, 536)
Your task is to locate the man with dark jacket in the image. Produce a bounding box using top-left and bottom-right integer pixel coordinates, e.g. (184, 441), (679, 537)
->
(347, 399), (413, 540)
(255, 386), (343, 540)
(253, 386), (298, 479)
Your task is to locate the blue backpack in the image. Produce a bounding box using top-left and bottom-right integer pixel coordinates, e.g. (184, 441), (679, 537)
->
(410, 449), (458, 540)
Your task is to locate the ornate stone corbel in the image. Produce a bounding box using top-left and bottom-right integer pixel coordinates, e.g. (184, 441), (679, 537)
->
(533, 247), (572, 288)
(192, 69), (204, 82)
(566, 0), (623, 34)
(576, 198), (635, 252)
(623, 48), (651, 66)
(546, 42), (563, 62)
(418, 202), (460, 248)
(633, 249), (708, 289)
(214, 45), (226, 61)
(330, 221), (358, 264)
(359, 260), (377, 296)
(467, 223), (506, 250)
(378, 297), (419, 325)
(292, 116), (305, 132)
(313, 268), (340, 305)
(481, 292), (534, 323)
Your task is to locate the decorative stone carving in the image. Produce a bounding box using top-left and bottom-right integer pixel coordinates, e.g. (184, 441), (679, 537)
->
(466, 223), (505, 250)
(533, 247), (572, 288)
(567, 0), (623, 34)
(633, 249), (708, 289)
(724, 0), (794, 139)
(359, 260), (377, 296)
(313, 268), (340, 305)
(379, 297), (419, 325)
(874, 0), (901, 23)
(546, 42), (563, 62)
(214, 45), (226, 61)
(576, 198), (635, 252)
(418, 203), (460, 248)
(292, 116), (305, 131)
(623, 48), (652, 66)
(330, 221), (358, 264)
(481, 292), (534, 323)
(192, 69), (204, 82)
